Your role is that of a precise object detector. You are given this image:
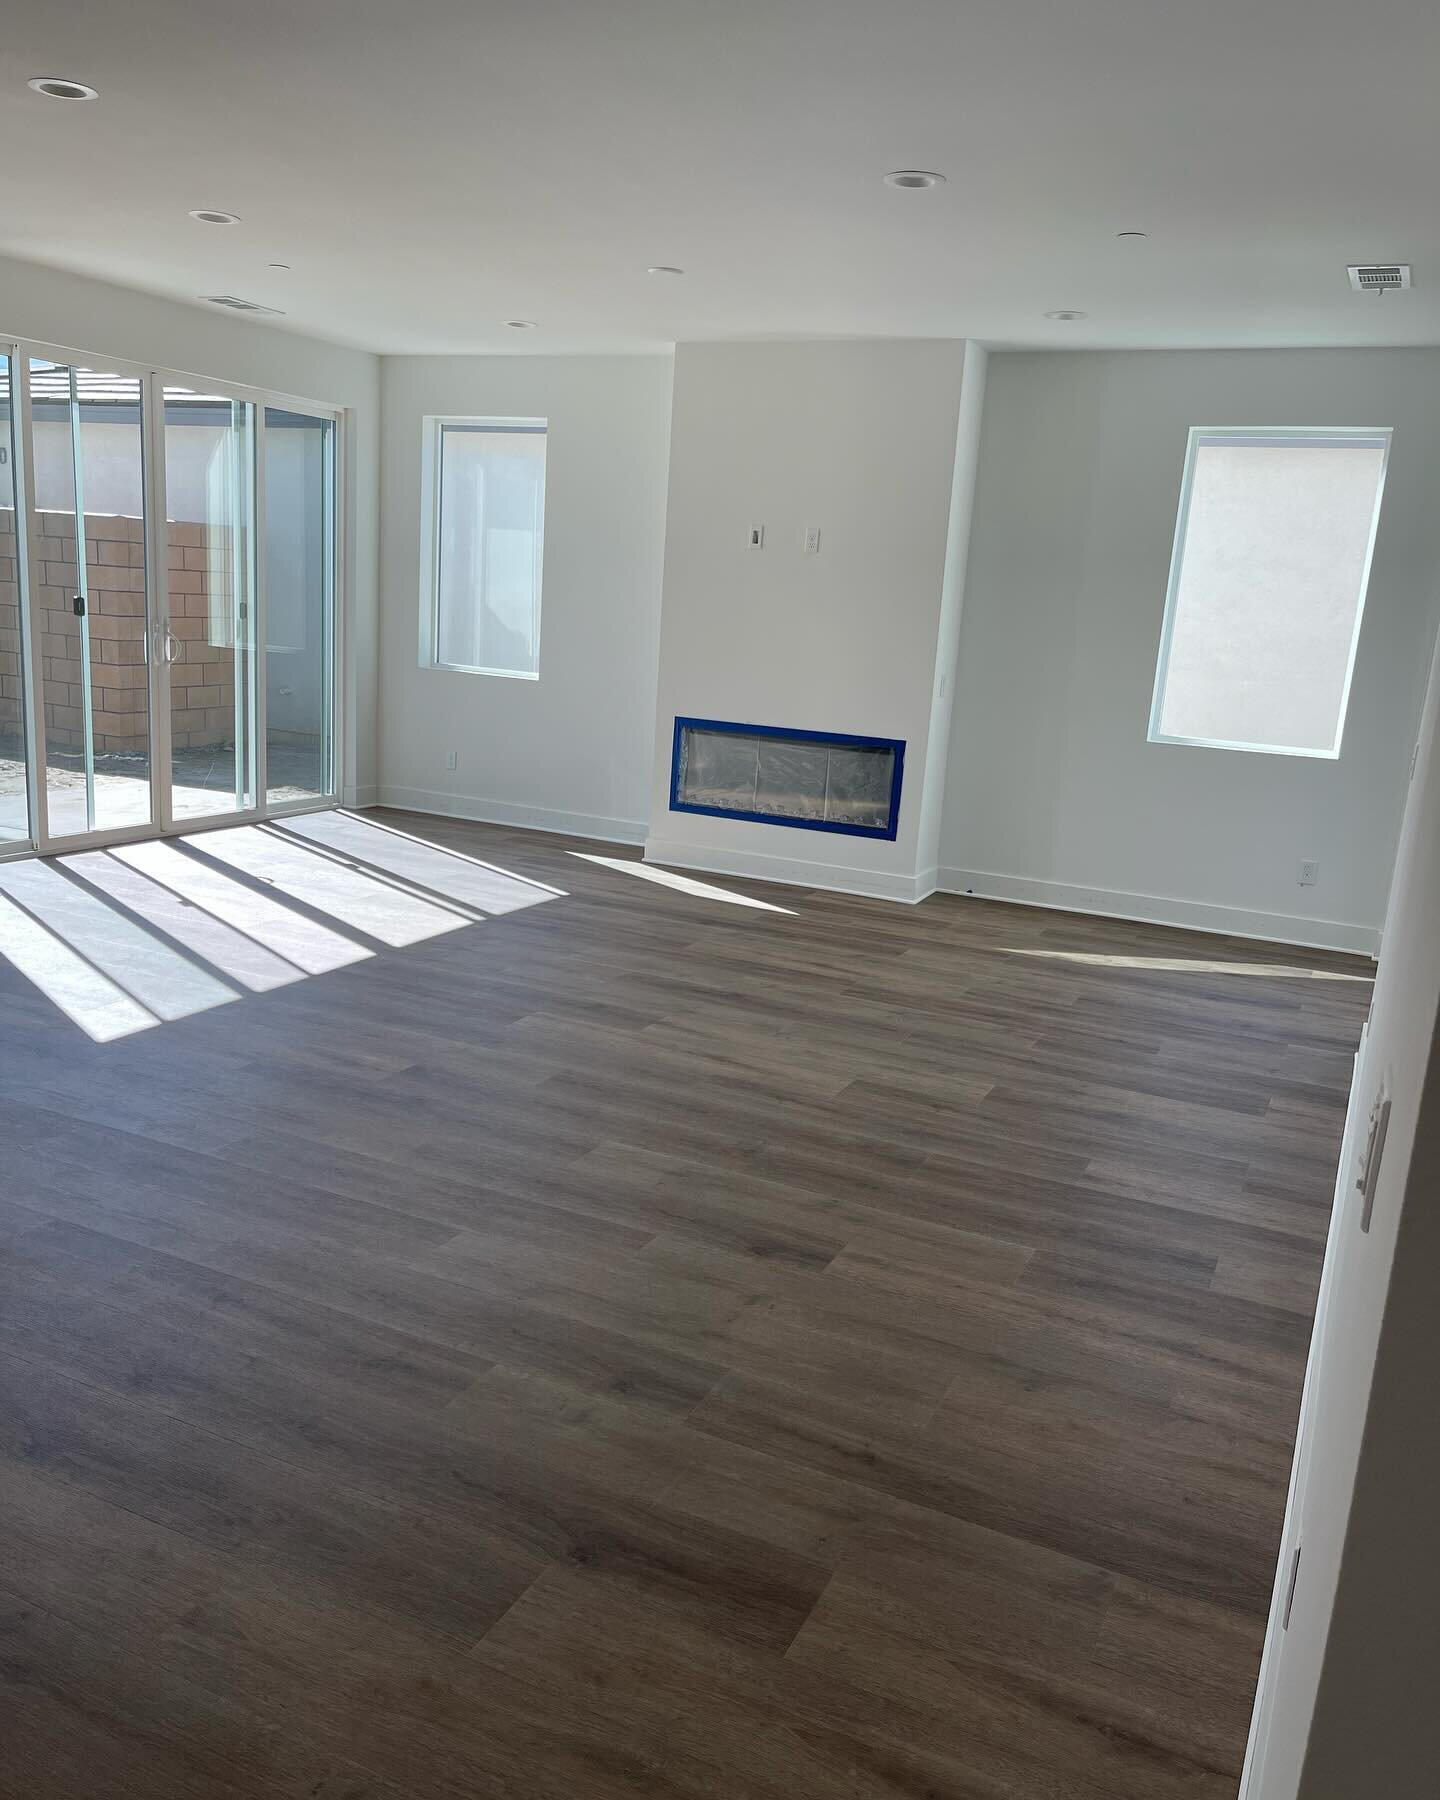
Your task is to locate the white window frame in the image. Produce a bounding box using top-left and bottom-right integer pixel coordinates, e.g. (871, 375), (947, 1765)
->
(1147, 425), (1392, 760)
(418, 413), (546, 680)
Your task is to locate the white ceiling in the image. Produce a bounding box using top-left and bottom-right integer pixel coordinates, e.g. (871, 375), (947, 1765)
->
(2, 0), (1438, 356)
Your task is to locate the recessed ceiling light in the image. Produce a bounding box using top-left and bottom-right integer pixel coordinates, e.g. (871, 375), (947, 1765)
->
(1045, 309), (1088, 321)
(505, 319), (537, 330)
(189, 208), (241, 226)
(883, 170), (946, 190)
(27, 76), (98, 100)
(647, 265), (684, 276)
(1116, 230), (1148, 239)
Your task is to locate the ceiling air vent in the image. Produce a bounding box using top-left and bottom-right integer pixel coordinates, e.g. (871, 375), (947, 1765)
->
(199, 293), (285, 315)
(1347, 264), (1411, 294)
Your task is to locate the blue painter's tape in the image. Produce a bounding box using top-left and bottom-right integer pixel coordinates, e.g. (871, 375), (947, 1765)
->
(668, 716), (905, 842)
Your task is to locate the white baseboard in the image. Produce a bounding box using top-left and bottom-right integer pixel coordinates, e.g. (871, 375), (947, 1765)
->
(644, 834), (935, 904)
(937, 867), (1379, 956)
(347, 783), (378, 809)
(374, 785), (647, 846)
(347, 803), (1376, 950)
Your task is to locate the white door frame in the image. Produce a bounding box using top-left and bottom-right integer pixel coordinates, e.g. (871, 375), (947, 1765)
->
(1238, 1020), (1370, 1796)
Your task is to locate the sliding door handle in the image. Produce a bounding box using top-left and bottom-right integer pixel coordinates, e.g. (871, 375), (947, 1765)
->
(163, 628), (183, 664)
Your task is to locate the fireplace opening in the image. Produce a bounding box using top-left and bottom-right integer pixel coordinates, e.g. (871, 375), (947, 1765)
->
(670, 718), (904, 840)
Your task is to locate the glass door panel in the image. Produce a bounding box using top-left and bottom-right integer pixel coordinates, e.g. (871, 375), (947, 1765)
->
(263, 408), (336, 804)
(162, 386), (256, 823)
(0, 353), (30, 845)
(30, 360), (154, 840)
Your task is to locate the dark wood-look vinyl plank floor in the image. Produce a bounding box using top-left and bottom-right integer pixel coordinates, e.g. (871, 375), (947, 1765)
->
(0, 811), (1371, 1799)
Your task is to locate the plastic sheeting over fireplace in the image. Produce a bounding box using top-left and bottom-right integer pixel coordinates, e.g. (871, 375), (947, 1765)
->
(669, 717), (905, 840)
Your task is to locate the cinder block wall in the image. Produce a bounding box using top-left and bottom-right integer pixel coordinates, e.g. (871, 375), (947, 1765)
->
(0, 509), (237, 754)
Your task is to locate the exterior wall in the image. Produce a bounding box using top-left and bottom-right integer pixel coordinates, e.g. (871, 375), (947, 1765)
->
(938, 348), (1440, 953)
(378, 354), (673, 841)
(0, 508), (238, 755)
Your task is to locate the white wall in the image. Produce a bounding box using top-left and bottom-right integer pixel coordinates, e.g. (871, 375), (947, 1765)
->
(646, 339), (974, 900)
(1242, 629), (1440, 1799)
(0, 253), (381, 801)
(940, 349), (1440, 952)
(378, 355), (673, 841)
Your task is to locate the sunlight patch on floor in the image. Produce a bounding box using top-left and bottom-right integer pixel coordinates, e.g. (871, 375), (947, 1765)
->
(0, 858), (238, 1035)
(568, 852), (797, 913)
(281, 811), (564, 913)
(0, 890), (159, 1042)
(1003, 948), (1370, 981)
(63, 848), (308, 994)
(113, 839), (372, 977)
(190, 824), (469, 948)
(0, 812), (571, 1040)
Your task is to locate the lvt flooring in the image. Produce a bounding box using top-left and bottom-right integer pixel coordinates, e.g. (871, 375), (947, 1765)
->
(0, 812), (1371, 1799)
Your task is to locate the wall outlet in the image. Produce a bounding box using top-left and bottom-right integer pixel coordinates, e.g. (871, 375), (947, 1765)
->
(442, 749), (458, 772)
(1298, 858), (1319, 887)
(803, 526), (821, 554)
(748, 525), (764, 549)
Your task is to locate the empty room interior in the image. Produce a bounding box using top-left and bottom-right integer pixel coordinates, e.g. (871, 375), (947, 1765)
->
(3, 5), (1440, 1798)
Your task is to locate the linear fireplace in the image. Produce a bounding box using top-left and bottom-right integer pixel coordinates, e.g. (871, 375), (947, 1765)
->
(669, 717), (905, 839)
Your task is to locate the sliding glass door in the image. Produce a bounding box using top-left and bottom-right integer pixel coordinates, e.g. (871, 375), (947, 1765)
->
(29, 358), (156, 839)
(0, 341), (341, 858)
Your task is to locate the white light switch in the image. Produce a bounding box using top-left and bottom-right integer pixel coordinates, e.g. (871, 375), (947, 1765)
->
(748, 525), (764, 549)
